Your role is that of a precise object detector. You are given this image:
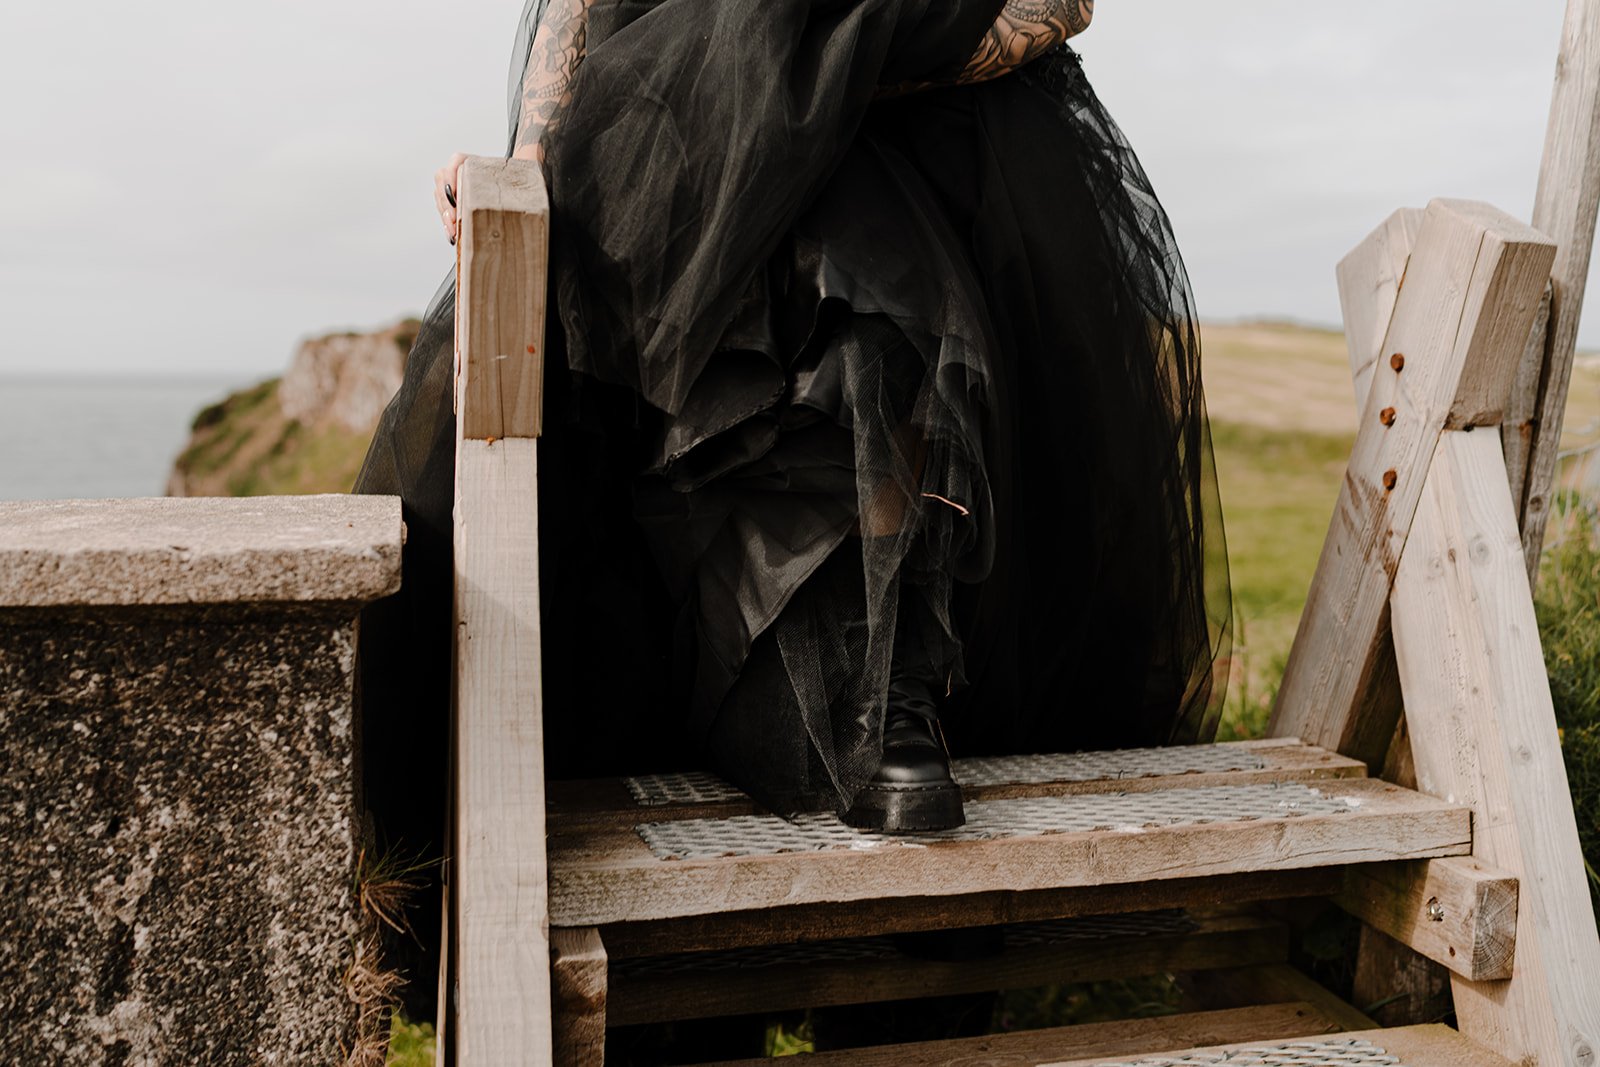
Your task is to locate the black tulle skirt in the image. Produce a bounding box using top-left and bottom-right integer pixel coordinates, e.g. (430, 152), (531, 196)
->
(354, 0), (1232, 862)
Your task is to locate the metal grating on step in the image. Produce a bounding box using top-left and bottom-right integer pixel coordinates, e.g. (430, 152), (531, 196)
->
(635, 783), (1356, 860)
(611, 909), (1202, 979)
(953, 746), (1267, 787)
(1086, 1038), (1400, 1065)
(622, 746), (1270, 807)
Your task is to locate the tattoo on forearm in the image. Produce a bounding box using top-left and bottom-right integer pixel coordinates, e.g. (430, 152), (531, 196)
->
(516, 0), (594, 158)
(877, 0), (1092, 99)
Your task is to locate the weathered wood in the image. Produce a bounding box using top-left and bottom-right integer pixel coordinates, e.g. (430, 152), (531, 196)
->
(1333, 858), (1518, 981)
(1503, 283), (1554, 550)
(1391, 428), (1600, 1066)
(1045, 1023), (1515, 1067)
(696, 1003), (1351, 1067)
(549, 778), (1470, 927)
(1352, 924), (1454, 1026)
(608, 911), (1287, 1027)
(551, 928), (606, 1067)
(1269, 199), (1556, 757)
(596, 868), (1343, 958)
(450, 155), (553, 1065)
(1181, 962), (1378, 1033)
(1522, 0), (1600, 572)
(455, 156), (548, 441)
(1337, 206), (1425, 409)
(547, 739), (1367, 832)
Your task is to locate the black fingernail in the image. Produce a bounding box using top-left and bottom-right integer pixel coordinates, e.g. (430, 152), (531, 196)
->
(444, 184), (456, 208)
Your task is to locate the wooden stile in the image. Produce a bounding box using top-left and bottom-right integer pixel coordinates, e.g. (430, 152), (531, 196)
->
(449, 156), (553, 1065)
(1334, 857), (1518, 982)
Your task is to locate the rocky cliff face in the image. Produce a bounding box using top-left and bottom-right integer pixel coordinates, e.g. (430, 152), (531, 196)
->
(168, 319), (419, 497)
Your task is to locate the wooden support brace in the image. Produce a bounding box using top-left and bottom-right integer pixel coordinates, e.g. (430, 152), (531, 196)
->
(1333, 857), (1518, 981)
(551, 928), (607, 1066)
(1392, 428), (1600, 1065)
(449, 155), (553, 1065)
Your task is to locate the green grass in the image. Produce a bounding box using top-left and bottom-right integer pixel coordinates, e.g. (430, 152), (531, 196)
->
(385, 1015), (434, 1066)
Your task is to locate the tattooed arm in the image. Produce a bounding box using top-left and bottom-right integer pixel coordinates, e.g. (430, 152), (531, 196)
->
(512, 0), (595, 164)
(435, 0), (592, 243)
(878, 0), (1093, 99)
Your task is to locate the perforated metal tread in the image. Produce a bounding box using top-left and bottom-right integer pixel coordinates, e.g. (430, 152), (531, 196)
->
(611, 908), (1201, 979)
(1085, 1038), (1402, 1066)
(636, 782), (1355, 861)
(623, 745), (1271, 807)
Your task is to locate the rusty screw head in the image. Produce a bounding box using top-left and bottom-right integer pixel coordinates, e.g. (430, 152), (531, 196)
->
(1379, 407), (1397, 427)
(1382, 469), (1398, 491)
(1427, 897), (1445, 922)
(1390, 353), (1406, 371)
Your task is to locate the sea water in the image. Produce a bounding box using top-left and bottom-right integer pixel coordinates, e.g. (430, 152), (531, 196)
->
(0, 375), (251, 501)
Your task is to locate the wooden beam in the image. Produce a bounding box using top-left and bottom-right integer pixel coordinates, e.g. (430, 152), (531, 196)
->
(1337, 206), (1425, 409)
(450, 155), (553, 1065)
(1333, 858), (1518, 981)
(1044, 1023), (1515, 1067)
(1353, 924), (1454, 1026)
(1180, 962), (1378, 1033)
(596, 868), (1342, 958)
(1392, 427), (1600, 1065)
(551, 778), (1470, 927)
(1522, 0), (1600, 573)
(455, 156), (548, 441)
(551, 928), (606, 1067)
(696, 1003), (1354, 1067)
(608, 911), (1287, 1027)
(1268, 199), (1556, 757)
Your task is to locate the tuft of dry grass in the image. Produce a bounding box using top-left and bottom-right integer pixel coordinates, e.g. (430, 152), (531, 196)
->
(340, 844), (437, 1067)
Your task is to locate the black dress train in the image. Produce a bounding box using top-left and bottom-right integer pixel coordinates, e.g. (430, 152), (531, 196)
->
(354, 0), (1231, 914)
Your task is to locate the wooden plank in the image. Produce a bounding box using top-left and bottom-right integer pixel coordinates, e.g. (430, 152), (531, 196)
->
(695, 1003), (1353, 1067)
(1181, 962), (1378, 1033)
(1390, 428), (1600, 1066)
(1353, 924), (1454, 1026)
(450, 154), (553, 1065)
(1269, 199), (1556, 757)
(547, 740), (1367, 832)
(549, 778), (1470, 927)
(1338, 206), (1425, 408)
(551, 928), (606, 1067)
(1522, 0), (1600, 572)
(1334, 858), (1517, 981)
(455, 156), (548, 440)
(1502, 283), (1553, 547)
(608, 911), (1287, 1027)
(1045, 1023), (1515, 1067)
(597, 868), (1342, 958)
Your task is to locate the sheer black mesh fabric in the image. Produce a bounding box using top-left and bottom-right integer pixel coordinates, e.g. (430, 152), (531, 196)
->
(356, 0), (1233, 854)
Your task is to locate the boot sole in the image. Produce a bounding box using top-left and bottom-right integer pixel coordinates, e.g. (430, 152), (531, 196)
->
(842, 781), (965, 833)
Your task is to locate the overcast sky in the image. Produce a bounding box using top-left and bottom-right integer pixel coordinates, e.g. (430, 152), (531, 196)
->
(0, 1), (1585, 379)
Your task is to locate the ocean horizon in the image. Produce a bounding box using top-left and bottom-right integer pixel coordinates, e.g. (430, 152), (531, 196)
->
(0, 374), (261, 502)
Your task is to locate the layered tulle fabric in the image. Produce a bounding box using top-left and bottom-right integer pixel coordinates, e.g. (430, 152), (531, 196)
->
(355, 0), (1232, 853)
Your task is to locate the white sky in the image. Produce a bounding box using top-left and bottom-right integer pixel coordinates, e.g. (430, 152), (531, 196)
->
(0, 1), (1586, 377)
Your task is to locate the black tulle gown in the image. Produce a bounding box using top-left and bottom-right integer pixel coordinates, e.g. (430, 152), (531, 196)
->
(355, 0), (1231, 904)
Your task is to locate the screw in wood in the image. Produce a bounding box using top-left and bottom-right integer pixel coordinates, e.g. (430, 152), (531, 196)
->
(1379, 407), (1397, 427)
(1390, 353), (1406, 371)
(1427, 897), (1445, 921)
(1383, 469), (1398, 491)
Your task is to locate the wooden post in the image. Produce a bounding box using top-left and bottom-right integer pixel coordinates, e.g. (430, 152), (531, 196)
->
(1267, 199), (1555, 758)
(551, 928), (608, 1065)
(449, 155), (553, 1065)
(1392, 428), (1600, 1065)
(1521, 0), (1600, 575)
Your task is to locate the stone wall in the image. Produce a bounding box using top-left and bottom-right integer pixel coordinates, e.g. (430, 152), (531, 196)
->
(0, 496), (402, 1065)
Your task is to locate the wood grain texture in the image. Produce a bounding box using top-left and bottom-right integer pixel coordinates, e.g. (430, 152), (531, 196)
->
(696, 1003), (1351, 1067)
(551, 928), (606, 1067)
(450, 155), (554, 1064)
(1334, 857), (1518, 981)
(455, 156), (548, 440)
(596, 868), (1343, 958)
(548, 778), (1470, 927)
(1338, 206), (1425, 409)
(1503, 283), (1553, 552)
(608, 911), (1287, 1027)
(1353, 924), (1454, 1027)
(546, 739), (1367, 832)
(1523, 0), (1600, 573)
(1269, 198), (1555, 757)
(1181, 962), (1378, 1033)
(1391, 428), (1600, 1066)
(1044, 1023), (1514, 1067)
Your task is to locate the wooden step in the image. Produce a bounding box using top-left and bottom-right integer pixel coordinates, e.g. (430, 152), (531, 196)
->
(697, 1018), (1512, 1067)
(607, 909), (1287, 1026)
(546, 742), (1469, 928)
